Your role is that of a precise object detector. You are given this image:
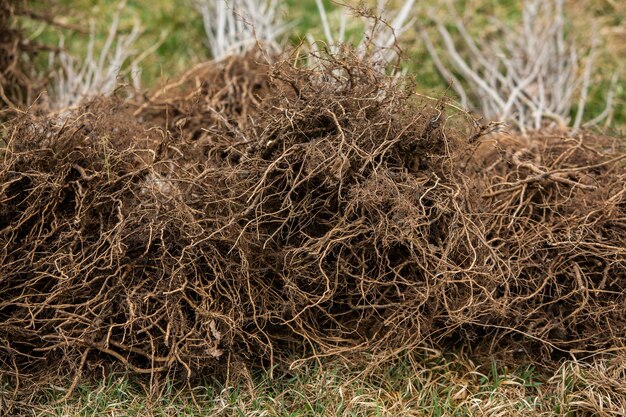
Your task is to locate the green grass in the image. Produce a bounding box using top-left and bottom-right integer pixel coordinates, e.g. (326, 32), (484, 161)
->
(2, 353), (550, 416)
(10, 352), (625, 416)
(27, 0), (206, 87)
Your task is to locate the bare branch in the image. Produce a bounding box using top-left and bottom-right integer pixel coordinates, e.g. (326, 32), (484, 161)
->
(423, 0), (610, 132)
(46, 1), (145, 110)
(193, 0), (288, 61)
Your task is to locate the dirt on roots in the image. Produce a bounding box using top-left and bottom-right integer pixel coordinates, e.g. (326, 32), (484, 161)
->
(0, 52), (625, 398)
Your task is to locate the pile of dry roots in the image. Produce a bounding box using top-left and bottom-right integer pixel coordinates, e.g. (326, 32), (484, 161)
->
(1, 52), (625, 388)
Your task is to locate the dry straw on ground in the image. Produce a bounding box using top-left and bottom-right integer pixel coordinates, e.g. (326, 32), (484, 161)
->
(1, 50), (625, 408)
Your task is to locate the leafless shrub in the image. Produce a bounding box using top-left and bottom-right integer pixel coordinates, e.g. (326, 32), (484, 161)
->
(193, 0), (288, 61)
(420, 0), (616, 133)
(46, 1), (146, 111)
(0, 0), (38, 109)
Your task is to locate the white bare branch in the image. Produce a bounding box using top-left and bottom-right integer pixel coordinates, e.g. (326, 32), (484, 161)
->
(193, 0), (288, 61)
(423, 0), (614, 132)
(310, 0), (416, 69)
(47, 1), (145, 110)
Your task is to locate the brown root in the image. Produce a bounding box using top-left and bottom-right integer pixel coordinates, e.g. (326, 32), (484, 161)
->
(1, 52), (625, 403)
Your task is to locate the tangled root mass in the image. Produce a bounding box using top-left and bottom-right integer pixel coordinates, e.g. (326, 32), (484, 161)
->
(1, 53), (625, 385)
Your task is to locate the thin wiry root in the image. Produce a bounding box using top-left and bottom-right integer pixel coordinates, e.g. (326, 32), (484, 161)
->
(1, 52), (625, 408)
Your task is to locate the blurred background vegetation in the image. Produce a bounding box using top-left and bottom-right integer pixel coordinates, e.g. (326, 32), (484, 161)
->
(21, 0), (624, 129)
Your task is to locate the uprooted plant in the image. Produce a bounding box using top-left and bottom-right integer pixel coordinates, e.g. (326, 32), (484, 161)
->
(0, 50), (625, 412)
